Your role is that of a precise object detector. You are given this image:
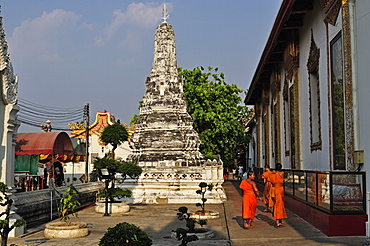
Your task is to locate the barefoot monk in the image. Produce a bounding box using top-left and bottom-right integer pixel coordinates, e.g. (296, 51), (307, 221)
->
(239, 171), (260, 229)
(269, 163), (287, 227)
(261, 165), (274, 212)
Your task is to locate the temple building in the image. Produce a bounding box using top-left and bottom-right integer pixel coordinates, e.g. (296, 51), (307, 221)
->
(245, 0), (370, 237)
(127, 6), (225, 204)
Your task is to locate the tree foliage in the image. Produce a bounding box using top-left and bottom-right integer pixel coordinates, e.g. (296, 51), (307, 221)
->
(100, 124), (129, 158)
(93, 157), (142, 179)
(179, 66), (249, 167)
(93, 157), (142, 201)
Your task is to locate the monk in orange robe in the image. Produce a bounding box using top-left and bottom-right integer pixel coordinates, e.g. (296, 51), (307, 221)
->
(261, 165), (274, 212)
(268, 163), (287, 227)
(239, 171), (260, 229)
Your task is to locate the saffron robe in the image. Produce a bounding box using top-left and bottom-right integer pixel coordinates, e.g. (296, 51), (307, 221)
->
(239, 179), (257, 220)
(269, 173), (288, 220)
(261, 170), (274, 207)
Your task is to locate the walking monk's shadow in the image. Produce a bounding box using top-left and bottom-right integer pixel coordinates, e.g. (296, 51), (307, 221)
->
(233, 216), (245, 228)
(232, 204), (276, 229)
(255, 205), (276, 226)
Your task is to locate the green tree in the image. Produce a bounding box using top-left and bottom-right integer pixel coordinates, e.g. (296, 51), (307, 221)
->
(100, 124), (129, 159)
(179, 66), (248, 167)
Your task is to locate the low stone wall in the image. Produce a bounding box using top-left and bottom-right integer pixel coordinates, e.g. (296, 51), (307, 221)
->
(12, 182), (103, 223)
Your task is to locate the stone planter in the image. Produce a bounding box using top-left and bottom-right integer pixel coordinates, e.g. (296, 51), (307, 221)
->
(44, 221), (88, 238)
(190, 210), (220, 219)
(95, 201), (130, 214)
(171, 228), (215, 239)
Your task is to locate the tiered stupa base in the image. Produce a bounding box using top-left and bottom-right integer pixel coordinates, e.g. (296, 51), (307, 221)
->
(121, 160), (226, 204)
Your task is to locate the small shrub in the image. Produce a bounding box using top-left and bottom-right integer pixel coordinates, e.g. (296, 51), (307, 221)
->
(59, 185), (80, 222)
(97, 187), (132, 201)
(195, 182), (213, 214)
(99, 222), (152, 246)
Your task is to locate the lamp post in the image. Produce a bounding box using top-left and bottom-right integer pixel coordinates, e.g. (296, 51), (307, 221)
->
(97, 168), (114, 216)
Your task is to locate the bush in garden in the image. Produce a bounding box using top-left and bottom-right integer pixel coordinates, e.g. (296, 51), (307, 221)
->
(195, 182), (213, 214)
(99, 222), (152, 246)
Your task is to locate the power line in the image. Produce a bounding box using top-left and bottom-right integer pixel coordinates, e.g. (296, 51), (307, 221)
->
(17, 98), (87, 131)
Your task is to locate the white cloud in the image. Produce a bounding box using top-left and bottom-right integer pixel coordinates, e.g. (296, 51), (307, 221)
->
(8, 9), (81, 62)
(94, 2), (171, 46)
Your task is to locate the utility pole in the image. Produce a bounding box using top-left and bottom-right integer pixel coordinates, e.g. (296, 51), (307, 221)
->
(84, 103), (90, 183)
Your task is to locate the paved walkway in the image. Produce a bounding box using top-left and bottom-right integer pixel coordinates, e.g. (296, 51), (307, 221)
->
(8, 180), (370, 246)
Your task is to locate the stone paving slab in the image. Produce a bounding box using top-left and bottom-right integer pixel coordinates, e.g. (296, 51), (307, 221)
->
(8, 180), (370, 246)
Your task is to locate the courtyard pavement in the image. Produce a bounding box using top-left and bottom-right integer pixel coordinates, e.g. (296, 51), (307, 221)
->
(7, 180), (370, 246)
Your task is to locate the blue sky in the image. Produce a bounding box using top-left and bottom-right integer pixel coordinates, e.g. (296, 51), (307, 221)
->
(1, 1), (282, 132)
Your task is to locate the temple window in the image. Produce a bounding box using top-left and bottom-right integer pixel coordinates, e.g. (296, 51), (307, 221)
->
(307, 30), (322, 151)
(330, 32), (345, 170)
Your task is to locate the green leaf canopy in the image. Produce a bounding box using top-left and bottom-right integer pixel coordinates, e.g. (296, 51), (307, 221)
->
(179, 66), (248, 167)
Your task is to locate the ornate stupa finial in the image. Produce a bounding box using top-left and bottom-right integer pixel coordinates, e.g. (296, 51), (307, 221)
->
(162, 4), (169, 23)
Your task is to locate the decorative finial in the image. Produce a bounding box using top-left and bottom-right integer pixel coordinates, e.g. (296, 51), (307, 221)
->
(162, 4), (169, 23)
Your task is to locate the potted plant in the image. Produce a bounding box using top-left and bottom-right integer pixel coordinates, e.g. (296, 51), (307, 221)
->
(44, 185), (88, 238)
(93, 157), (142, 214)
(99, 222), (152, 246)
(172, 206), (213, 246)
(0, 182), (26, 246)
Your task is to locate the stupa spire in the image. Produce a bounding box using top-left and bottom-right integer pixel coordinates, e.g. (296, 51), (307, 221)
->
(161, 4), (169, 23)
(126, 7), (225, 205)
(128, 6), (203, 166)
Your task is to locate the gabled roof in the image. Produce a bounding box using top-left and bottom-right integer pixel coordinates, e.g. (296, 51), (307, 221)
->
(15, 132), (74, 156)
(69, 111), (135, 143)
(69, 111), (115, 139)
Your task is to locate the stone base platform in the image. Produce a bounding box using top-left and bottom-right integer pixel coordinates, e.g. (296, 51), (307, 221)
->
(119, 179), (226, 204)
(118, 163), (226, 204)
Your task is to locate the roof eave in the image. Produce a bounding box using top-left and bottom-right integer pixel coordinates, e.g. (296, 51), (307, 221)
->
(245, 0), (296, 105)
